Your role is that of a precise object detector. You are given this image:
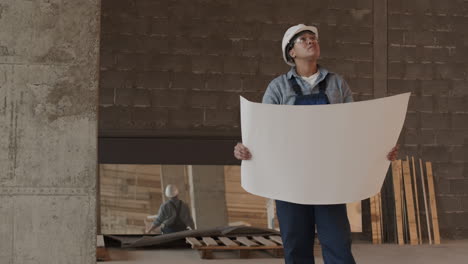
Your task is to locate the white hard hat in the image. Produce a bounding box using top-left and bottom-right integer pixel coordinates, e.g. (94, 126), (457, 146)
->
(165, 184), (179, 198)
(282, 24), (319, 66)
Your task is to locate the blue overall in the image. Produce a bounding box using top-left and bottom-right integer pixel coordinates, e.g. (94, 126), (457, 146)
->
(275, 75), (356, 264)
(161, 200), (188, 234)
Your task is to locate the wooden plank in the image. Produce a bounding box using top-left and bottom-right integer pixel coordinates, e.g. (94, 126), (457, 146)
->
(217, 237), (238, 247)
(403, 160), (418, 245)
(412, 157), (422, 244)
(202, 237), (218, 246)
(392, 160), (404, 245)
(193, 245), (281, 250)
(380, 171), (389, 243)
(384, 167), (396, 243)
(405, 156), (411, 244)
(426, 162), (441, 245)
(381, 193), (384, 243)
(100, 199), (152, 208)
(269, 236), (283, 245)
(377, 192), (383, 244)
(347, 201), (363, 233)
(419, 159), (432, 244)
(226, 203), (268, 210)
(225, 167), (270, 227)
(100, 206), (150, 216)
(226, 193), (268, 202)
(376, 193), (382, 244)
(370, 195), (377, 244)
(373, 194), (382, 244)
(186, 237), (202, 248)
(268, 248), (284, 258)
(401, 164), (408, 244)
(236, 237), (259, 247)
(252, 236), (276, 246)
(375, 195), (380, 244)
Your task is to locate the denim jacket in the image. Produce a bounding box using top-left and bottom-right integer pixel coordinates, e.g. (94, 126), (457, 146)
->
(262, 66), (354, 105)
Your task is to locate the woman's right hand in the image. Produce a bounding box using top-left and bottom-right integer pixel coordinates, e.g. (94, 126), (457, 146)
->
(234, 142), (252, 160)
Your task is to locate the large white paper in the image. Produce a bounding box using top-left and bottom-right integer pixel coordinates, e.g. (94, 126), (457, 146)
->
(240, 93), (410, 204)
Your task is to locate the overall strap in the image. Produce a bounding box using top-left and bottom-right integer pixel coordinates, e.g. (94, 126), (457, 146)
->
(289, 77), (303, 96)
(290, 73), (329, 95)
(318, 74), (328, 92)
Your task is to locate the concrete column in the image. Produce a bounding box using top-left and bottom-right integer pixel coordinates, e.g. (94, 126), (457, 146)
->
(187, 165), (228, 229)
(160, 165), (190, 206)
(0, 1), (100, 263)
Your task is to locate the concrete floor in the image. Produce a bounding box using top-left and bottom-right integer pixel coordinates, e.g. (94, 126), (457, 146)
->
(100, 240), (468, 264)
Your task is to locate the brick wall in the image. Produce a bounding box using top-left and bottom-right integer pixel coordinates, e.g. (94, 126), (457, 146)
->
(388, 1), (468, 239)
(99, 0), (468, 238)
(99, 0), (374, 137)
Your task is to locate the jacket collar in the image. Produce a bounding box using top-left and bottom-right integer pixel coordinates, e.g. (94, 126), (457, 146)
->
(287, 65), (329, 81)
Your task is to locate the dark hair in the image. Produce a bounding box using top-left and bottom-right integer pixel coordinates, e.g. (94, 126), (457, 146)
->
(285, 30), (316, 63)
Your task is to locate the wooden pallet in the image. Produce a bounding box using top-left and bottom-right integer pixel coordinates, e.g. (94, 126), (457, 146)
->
(186, 235), (284, 259)
(96, 248), (110, 262)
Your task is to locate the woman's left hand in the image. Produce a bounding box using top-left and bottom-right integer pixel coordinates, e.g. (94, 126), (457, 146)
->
(387, 145), (399, 161)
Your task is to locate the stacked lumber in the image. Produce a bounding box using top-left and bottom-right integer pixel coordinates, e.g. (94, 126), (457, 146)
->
(370, 157), (441, 245)
(224, 166), (270, 227)
(100, 164), (162, 234)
